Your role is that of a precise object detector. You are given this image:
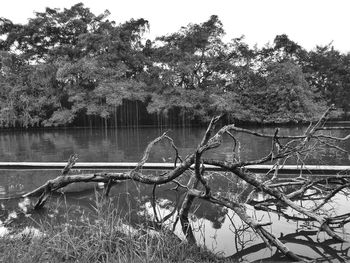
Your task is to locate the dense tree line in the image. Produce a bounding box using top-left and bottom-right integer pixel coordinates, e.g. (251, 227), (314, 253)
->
(0, 3), (349, 128)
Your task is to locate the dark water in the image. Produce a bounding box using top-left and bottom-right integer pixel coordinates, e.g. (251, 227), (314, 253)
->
(0, 126), (349, 261)
(0, 126), (349, 164)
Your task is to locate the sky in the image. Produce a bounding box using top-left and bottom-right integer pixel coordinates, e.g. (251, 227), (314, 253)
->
(0, 0), (349, 53)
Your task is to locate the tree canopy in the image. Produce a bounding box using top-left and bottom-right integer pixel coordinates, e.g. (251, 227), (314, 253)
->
(0, 3), (348, 128)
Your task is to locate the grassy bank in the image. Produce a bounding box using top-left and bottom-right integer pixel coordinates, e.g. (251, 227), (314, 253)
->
(0, 198), (222, 263)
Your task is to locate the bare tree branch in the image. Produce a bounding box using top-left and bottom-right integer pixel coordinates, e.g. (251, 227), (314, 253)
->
(20, 106), (350, 262)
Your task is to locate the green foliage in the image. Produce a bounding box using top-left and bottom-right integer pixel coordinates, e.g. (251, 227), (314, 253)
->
(262, 61), (326, 123)
(0, 3), (348, 128)
(148, 15), (234, 121)
(304, 45), (350, 117)
(0, 52), (59, 127)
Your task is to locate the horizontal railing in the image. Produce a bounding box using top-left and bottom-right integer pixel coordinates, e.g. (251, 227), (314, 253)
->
(0, 162), (348, 175)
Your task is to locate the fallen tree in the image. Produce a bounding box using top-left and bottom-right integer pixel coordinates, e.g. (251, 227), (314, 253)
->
(22, 106), (350, 262)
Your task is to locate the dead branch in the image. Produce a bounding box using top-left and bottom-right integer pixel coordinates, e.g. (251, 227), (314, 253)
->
(188, 190), (305, 262)
(61, 154), (78, 176)
(178, 116), (221, 244)
(20, 106), (350, 262)
(203, 159), (345, 241)
(312, 183), (350, 212)
(132, 132), (168, 172)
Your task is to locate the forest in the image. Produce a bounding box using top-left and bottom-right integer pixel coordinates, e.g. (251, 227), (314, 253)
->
(0, 3), (349, 128)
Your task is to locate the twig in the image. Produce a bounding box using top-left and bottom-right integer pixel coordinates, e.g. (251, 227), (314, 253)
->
(151, 184), (160, 223)
(133, 132), (168, 172)
(313, 183), (350, 212)
(61, 154), (78, 176)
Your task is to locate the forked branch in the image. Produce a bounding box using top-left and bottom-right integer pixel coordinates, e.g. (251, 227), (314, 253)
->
(21, 107), (350, 262)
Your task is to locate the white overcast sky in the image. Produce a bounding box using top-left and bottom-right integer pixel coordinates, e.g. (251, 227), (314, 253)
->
(0, 0), (349, 52)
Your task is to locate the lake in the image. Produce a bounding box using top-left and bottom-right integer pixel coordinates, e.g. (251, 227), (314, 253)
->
(0, 125), (349, 261)
(0, 125), (349, 164)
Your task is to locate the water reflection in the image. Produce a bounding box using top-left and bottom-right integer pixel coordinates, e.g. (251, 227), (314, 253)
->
(0, 125), (349, 261)
(0, 126), (348, 164)
(1, 169), (350, 261)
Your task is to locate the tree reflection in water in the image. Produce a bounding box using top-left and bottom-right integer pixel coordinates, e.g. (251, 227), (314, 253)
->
(1, 172), (350, 262)
(1, 108), (350, 261)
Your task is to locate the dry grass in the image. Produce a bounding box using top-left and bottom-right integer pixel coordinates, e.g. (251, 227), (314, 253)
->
(0, 195), (223, 263)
